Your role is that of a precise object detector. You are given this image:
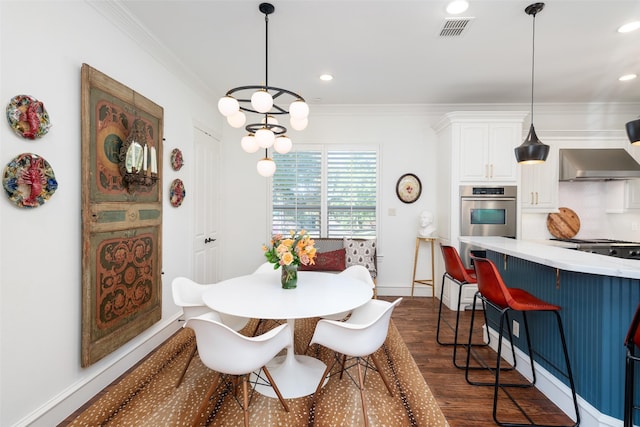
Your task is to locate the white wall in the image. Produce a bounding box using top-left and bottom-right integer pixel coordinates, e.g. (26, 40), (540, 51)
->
(0, 2), (220, 425)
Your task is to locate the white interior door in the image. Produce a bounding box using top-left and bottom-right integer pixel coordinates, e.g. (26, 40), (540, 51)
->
(193, 126), (220, 283)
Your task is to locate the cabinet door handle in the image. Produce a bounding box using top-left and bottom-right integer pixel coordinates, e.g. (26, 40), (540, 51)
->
(485, 164), (489, 178)
(490, 164), (494, 178)
(535, 192), (539, 205)
(531, 192), (534, 205)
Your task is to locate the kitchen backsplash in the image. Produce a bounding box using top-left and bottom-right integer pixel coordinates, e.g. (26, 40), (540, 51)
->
(521, 181), (640, 242)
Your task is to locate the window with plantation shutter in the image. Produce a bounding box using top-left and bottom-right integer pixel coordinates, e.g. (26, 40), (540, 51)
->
(272, 148), (377, 238)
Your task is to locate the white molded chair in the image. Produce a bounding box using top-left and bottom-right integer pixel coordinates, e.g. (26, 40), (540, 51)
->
(309, 297), (402, 427)
(322, 265), (376, 321)
(185, 312), (291, 427)
(171, 277), (251, 387)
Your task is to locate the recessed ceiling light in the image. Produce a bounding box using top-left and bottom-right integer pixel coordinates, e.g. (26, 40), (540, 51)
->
(320, 74), (333, 81)
(446, 0), (469, 15)
(618, 21), (640, 33)
(619, 73), (637, 81)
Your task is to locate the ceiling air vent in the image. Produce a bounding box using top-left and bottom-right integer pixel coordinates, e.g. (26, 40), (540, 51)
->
(439, 17), (474, 37)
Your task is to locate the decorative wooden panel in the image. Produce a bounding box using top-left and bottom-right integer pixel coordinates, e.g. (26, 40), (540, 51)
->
(81, 64), (163, 367)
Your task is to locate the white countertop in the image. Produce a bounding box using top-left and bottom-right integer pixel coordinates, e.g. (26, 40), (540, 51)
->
(459, 236), (640, 279)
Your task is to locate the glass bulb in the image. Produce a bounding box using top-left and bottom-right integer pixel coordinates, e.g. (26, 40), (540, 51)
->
(218, 96), (239, 117)
(255, 128), (275, 148)
(290, 117), (308, 131)
(226, 111), (246, 128)
(274, 135), (292, 154)
(262, 115), (279, 126)
(257, 158), (276, 177)
(251, 90), (273, 113)
(289, 100), (309, 119)
(241, 134), (259, 153)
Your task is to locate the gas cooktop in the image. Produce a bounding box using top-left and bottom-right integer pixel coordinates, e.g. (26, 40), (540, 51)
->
(550, 238), (640, 259)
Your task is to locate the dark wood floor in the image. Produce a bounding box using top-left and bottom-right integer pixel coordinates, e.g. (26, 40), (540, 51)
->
(386, 296), (575, 427)
(61, 296), (576, 426)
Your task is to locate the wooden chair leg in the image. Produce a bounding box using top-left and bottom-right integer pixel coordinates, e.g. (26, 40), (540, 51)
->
(338, 354), (347, 379)
(191, 372), (220, 427)
(262, 366), (290, 412)
(370, 352), (394, 397)
(314, 363), (333, 397)
(176, 344), (198, 387)
(241, 375), (250, 427)
(356, 359), (370, 427)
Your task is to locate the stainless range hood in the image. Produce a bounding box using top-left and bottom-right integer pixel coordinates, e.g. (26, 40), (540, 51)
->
(559, 148), (640, 181)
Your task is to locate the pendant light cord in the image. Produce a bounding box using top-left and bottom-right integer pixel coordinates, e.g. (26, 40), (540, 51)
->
(264, 13), (269, 89)
(530, 11), (537, 123)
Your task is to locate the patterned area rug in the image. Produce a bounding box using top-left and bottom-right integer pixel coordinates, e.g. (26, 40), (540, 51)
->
(65, 318), (449, 426)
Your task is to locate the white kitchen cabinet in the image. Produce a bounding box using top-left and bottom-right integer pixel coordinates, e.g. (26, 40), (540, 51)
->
(458, 122), (522, 182)
(625, 180), (640, 209)
(520, 148), (558, 211)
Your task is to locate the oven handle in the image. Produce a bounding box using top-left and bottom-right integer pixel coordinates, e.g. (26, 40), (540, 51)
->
(460, 197), (516, 202)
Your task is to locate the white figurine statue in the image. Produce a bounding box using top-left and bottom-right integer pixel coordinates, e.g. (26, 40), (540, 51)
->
(418, 210), (436, 237)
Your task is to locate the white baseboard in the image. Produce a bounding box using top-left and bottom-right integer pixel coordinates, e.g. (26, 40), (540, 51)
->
(19, 314), (182, 427)
(484, 326), (623, 427)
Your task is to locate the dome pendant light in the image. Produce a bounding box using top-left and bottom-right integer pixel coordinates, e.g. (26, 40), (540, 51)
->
(515, 3), (550, 165)
(626, 118), (640, 145)
(217, 3), (309, 176)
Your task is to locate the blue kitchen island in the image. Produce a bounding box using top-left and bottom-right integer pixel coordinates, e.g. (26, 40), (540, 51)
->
(459, 236), (640, 427)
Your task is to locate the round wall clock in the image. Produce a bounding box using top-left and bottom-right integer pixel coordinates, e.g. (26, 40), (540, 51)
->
(396, 173), (421, 204)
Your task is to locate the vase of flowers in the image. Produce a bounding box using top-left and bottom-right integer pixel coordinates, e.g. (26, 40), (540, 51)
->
(263, 230), (317, 289)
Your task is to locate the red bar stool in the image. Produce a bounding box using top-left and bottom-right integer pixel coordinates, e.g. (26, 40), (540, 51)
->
(437, 244), (490, 368)
(465, 256), (580, 427)
(624, 303), (640, 427)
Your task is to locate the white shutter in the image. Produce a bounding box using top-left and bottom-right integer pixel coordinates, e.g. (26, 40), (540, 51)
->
(272, 149), (377, 238)
(327, 151), (377, 237)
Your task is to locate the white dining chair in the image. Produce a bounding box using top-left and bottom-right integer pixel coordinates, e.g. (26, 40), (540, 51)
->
(322, 265), (376, 321)
(308, 297), (402, 427)
(185, 312), (291, 427)
(171, 277), (251, 387)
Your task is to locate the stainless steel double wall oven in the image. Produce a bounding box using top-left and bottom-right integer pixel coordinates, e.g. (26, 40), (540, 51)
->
(459, 185), (517, 267)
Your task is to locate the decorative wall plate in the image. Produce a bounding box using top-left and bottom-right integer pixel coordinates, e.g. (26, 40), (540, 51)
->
(170, 148), (184, 171)
(169, 178), (185, 207)
(6, 95), (52, 139)
(396, 173), (421, 204)
(3, 153), (58, 208)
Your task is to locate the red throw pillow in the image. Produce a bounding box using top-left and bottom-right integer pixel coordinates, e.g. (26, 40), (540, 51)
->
(300, 248), (346, 272)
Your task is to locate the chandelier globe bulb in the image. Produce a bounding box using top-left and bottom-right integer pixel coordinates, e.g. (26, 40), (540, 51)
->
(251, 90), (273, 113)
(289, 100), (309, 119)
(290, 116), (308, 131)
(274, 135), (292, 154)
(218, 96), (239, 117)
(257, 157), (276, 177)
(241, 134), (259, 153)
(255, 128), (275, 148)
(226, 111), (246, 128)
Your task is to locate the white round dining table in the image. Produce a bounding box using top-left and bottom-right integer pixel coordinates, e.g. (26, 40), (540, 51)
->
(202, 270), (373, 398)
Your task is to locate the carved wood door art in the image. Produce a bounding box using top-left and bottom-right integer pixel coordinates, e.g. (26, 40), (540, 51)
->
(81, 64), (163, 367)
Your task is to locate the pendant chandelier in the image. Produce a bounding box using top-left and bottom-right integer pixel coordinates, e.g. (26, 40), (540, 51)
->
(217, 2), (309, 177)
(626, 118), (640, 145)
(514, 2), (550, 164)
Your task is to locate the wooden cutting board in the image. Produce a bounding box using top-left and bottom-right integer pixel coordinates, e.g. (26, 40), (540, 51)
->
(546, 207), (581, 239)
